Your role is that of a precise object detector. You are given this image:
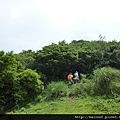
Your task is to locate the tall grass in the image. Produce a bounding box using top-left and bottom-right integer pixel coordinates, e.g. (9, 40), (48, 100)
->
(93, 67), (120, 96)
(67, 74), (94, 97)
(42, 67), (120, 102)
(37, 67), (120, 102)
(67, 83), (82, 97)
(44, 81), (68, 100)
(7, 67), (120, 114)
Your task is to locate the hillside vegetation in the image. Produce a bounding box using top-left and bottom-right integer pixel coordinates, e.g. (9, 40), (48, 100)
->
(0, 39), (120, 114)
(9, 96), (120, 114)
(9, 67), (120, 114)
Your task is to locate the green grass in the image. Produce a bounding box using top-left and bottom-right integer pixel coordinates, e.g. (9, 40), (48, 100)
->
(7, 67), (120, 114)
(93, 67), (120, 95)
(9, 95), (120, 114)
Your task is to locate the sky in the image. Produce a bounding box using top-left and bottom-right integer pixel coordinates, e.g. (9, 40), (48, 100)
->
(0, 0), (120, 53)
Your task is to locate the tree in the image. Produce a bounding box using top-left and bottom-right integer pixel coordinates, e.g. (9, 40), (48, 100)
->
(16, 69), (44, 105)
(0, 51), (44, 114)
(0, 51), (23, 113)
(14, 50), (35, 69)
(35, 43), (78, 82)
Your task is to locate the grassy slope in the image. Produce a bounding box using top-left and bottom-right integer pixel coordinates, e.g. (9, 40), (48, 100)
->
(8, 68), (120, 114)
(9, 96), (120, 114)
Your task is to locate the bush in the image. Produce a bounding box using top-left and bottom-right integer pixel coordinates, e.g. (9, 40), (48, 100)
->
(68, 77), (94, 97)
(79, 74), (94, 96)
(67, 83), (82, 97)
(93, 67), (120, 96)
(111, 82), (120, 95)
(0, 52), (24, 114)
(44, 81), (68, 100)
(14, 69), (44, 105)
(80, 81), (95, 96)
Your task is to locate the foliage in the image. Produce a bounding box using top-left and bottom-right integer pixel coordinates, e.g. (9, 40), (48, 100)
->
(80, 80), (95, 96)
(9, 96), (120, 114)
(16, 69), (44, 104)
(67, 83), (82, 97)
(93, 67), (120, 96)
(34, 40), (120, 82)
(0, 51), (44, 113)
(1, 39), (120, 114)
(67, 79), (94, 98)
(0, 51), (23, 113)
(14, 50), (35, 69)
(35, 42), (78, 82)
(44, 81), (68, 100)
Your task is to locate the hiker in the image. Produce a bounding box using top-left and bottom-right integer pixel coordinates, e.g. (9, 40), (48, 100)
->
(67, 73), (74, 86)
(73, 71), (79, 83)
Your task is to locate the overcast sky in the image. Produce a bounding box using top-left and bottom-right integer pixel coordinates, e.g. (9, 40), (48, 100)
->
(0, 0), (120, 53)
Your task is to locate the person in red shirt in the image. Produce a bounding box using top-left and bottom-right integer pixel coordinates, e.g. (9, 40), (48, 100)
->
(67, 73), (74, 86)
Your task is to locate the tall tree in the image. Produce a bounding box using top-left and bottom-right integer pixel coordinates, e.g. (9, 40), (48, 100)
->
(0, 51), (44, 114)
(35, 43), (78, 82)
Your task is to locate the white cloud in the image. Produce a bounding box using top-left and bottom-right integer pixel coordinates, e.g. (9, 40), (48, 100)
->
(30, 0), (120, 25)
(0, 0), (120, 53)
(8, 4), (24, 20)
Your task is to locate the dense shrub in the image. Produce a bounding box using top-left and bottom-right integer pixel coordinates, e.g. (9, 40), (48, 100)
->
(0, 51), (24, 114)
(80, 82), (94, 96)
(79, 74), (94, 96)
(16, 69), (44, 104)
(68, 80), (94, 97)
(111, 82), (120, 96)
(44, 81), (68, 100)
(93, 67), (120, 96)
(67, 83), (82, 97)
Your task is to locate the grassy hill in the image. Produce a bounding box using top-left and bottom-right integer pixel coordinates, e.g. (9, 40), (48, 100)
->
(9, 95), (120, 114)
(7, 67), (120, 114)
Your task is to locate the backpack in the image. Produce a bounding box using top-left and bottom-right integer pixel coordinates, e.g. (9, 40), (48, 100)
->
(67, 74), (73, 80)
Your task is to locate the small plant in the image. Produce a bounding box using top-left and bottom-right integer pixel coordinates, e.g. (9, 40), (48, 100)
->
(35, 95), (43, 102)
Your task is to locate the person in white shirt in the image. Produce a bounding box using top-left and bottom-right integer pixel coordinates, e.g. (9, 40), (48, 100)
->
(73, 71), (79, 83)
